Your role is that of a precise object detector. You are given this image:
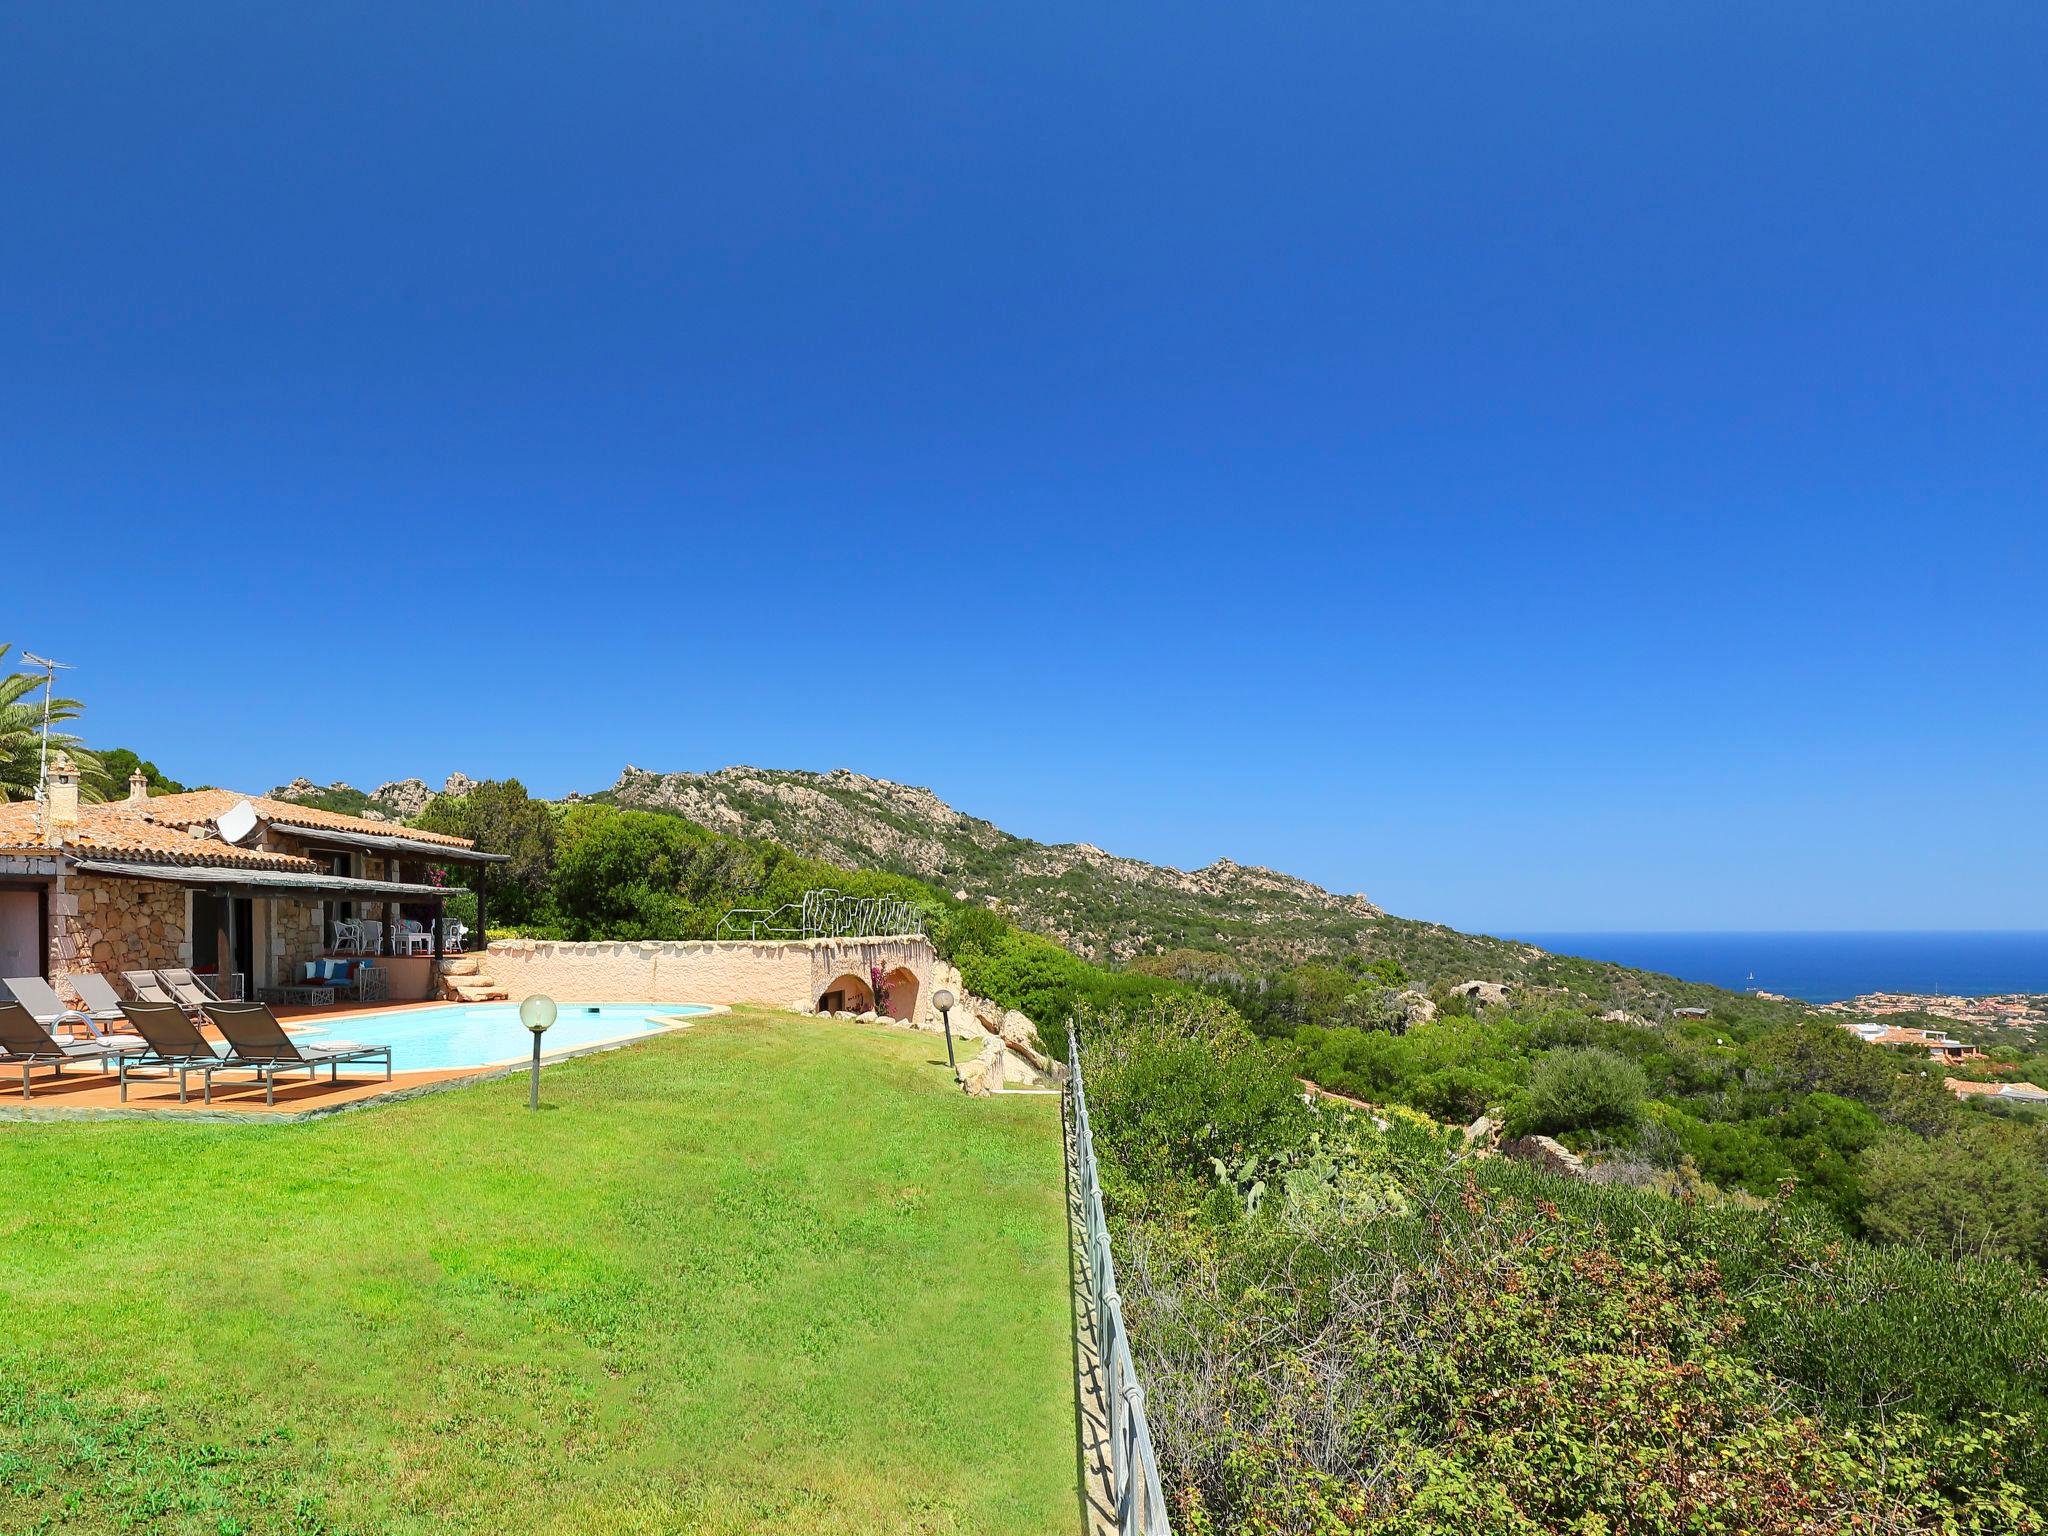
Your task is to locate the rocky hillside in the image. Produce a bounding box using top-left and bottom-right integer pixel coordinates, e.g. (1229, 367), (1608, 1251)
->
(263, 762), (1796, 1009)
(276, 762), (1387, 965)
(593, 765), (1384, 964)
(270, 772), (478, 823)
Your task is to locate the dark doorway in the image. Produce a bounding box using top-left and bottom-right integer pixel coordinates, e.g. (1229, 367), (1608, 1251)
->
(191, 893), (254, 992)
(0, 886), (47, 983)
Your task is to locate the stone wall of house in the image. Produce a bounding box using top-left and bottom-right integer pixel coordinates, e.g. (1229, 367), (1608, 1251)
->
(484, 935), (942, 1022)
(266, 898), (327, 988)
(47, 873), (187, 998)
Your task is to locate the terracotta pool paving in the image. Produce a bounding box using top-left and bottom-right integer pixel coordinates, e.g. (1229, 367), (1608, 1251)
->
(0, 1001), (707, 1120)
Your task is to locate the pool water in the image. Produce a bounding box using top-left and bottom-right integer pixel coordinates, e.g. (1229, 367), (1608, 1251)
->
(292, 1002), (711, 1071)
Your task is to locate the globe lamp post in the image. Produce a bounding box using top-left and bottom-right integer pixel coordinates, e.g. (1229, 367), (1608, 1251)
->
(933, 987), (957, 1070)
(520, 994), (557, 1110)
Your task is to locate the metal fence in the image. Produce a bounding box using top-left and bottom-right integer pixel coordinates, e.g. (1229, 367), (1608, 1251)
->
(1070, 1027), (1175, 1536)
(714, 888), (927, 942)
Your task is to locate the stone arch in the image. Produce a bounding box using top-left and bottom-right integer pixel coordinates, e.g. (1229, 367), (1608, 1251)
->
(881, 966), (919, 1022)
(817, 971), (874, 1013)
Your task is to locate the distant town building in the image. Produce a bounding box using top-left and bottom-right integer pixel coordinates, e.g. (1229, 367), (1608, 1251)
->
(1945, 1077), (2048, 1103)
(1869, 1025), (1986, 1064)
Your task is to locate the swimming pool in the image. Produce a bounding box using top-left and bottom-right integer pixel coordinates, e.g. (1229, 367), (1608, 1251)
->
(291, 1002), (713, 1072)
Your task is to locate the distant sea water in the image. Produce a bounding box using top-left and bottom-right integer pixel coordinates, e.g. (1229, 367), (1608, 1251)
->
(1509, 932), (2048, 1005)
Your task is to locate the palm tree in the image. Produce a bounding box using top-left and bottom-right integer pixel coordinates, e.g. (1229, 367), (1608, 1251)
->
(0, 646), (105, 803)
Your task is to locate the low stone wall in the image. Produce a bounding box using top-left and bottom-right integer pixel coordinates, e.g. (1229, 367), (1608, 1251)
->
(484, 935), (943, 1023)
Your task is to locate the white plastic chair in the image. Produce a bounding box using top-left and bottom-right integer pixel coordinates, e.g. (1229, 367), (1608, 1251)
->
(357, 920), (384, 955)
(331, 919), (361, 954)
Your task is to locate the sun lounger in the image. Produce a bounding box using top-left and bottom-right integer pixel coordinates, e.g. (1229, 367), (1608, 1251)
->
(124, 969), (194, 1015)
(112, 1001), (234, 1103)
(4, 975), (96, 1035)
(158, 968), (233, 1011)
(71, 971), (136, 1024)
(201, 1001), (392, 1105)
(7, 974), (141, 1043)
(0, 1000), (147, 1099)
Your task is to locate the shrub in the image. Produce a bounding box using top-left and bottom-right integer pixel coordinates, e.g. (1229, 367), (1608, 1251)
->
(1519, 1046), (1649, 1136)
(953, 929), (1181, 1059)
(1125, 1140), (2044, 1535)
(1860, 1124), (2048, 1267)
(1081, 996), (1310, 1200)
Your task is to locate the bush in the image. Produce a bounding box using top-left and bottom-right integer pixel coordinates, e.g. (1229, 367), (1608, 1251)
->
(1519, 1046), (1648, 1136)
(1081, 995), (1310, 1201)
(1860, 1124), (2048, 1267)
(1122, 1130), (2046, 1535)
(953, 929), (1182, 1059)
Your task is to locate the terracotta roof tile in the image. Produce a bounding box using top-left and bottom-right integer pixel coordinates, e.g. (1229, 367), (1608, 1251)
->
(0, 801), (319, 870)
(142, 789), (475, 848)
(1946, 1077), (2048, 1099)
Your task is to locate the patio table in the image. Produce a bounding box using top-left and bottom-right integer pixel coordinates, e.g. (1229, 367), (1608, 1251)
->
(259, 984), (337, 1006)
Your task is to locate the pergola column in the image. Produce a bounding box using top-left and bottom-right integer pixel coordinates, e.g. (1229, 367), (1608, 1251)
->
(219, 898), (236, 999)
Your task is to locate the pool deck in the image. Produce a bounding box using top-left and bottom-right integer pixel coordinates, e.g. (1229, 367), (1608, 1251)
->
(0, 1001), (716, 1123)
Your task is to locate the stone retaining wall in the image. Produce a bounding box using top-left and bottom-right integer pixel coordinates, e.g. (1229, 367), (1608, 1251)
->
(484, 935), (943, 1023)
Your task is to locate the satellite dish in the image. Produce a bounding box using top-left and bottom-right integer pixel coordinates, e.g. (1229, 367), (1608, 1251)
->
(216, 799), (262, 846)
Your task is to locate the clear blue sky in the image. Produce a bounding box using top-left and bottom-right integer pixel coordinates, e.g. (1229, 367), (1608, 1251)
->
(4, 4), (2043, 933)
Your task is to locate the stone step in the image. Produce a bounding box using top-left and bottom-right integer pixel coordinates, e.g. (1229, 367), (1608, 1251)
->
(439, 955), (484, 976)
(450, 981), (507, 1002)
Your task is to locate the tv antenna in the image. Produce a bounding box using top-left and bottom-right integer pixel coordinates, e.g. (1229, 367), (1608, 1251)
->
(20, 652), (71, 806)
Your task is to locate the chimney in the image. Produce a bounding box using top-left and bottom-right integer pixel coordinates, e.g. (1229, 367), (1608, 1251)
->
(44, 752), (80, 848)
(127, 769), (150, 805)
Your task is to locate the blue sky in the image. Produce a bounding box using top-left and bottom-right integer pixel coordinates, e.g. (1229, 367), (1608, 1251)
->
(3, 3), (2043, 933)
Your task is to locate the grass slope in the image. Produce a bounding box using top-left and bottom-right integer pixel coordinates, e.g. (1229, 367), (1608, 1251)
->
(0, 1013), (1076, 1536)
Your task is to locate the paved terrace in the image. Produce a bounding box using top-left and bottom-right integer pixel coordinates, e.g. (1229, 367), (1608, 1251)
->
(0, 1001), (682, 1120)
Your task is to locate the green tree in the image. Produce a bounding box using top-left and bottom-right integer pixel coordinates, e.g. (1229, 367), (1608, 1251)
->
(542, 804), (793, 941)
(1357, 955), (1407, 988)
(97, 747), (187, 796)
(0, 645), (104, 801)
(1754, 1017), (1957, 1136)
(1860, 1124), (2048, 1267)
(416, 779), (559, 928)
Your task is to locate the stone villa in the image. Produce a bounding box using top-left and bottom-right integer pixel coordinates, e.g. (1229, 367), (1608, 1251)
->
(0, 755), (506, 1004)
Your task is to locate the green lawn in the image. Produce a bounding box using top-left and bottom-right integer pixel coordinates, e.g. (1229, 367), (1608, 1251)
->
(0, 1012), (1078, 1535)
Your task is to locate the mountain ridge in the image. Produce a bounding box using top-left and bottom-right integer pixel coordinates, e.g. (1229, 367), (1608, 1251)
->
(599, 763), (1385, 965)
(276, 762), (1388, 965)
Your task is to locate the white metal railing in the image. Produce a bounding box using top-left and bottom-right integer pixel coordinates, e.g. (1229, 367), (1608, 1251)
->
(715, 888), (927, 942)
(1070, 1026), (1174, 1536)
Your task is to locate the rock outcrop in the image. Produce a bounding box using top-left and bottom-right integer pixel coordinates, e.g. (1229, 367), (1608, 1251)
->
(1502, 1134), (1588, 1180)
(374, 779), (436, 820)
(1395, 990), (1438, 1029)
(1451, 980), (1513, 1008)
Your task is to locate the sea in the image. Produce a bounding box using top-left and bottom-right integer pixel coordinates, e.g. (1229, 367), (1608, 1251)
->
(1509, 931), (2048, 1005)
